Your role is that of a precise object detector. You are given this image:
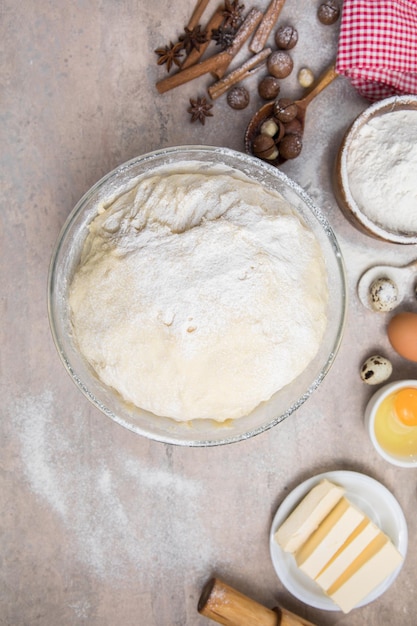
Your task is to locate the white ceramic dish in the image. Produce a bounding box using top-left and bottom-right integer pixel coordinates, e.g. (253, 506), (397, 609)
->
(48, 145), (346, 446)
(269, 470), (408, 611)
(334, 95), (417, 244)
(357, 258), (417, 311)
(364, 380), (417, 467)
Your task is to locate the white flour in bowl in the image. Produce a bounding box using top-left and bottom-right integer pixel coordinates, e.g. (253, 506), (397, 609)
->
(69, 164), (328, 422)
(346, 109), (417, 235)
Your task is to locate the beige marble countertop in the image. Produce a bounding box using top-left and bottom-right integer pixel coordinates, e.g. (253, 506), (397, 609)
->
(2, 1), (417, 624)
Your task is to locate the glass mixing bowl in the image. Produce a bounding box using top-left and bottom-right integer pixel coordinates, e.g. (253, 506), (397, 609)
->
(48, 145), (347, 446)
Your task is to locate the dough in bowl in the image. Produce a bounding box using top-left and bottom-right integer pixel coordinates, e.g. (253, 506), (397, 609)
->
(69, 164), (328, 422)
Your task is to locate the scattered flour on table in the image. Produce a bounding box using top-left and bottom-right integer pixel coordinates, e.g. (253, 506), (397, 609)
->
(68, 599), (92, 620)
(346, 109), (417, 234)
(10, 390), (213, 583)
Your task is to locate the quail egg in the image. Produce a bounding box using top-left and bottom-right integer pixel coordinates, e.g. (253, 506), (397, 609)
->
(368, 277), (399, 312)
(360, 355), (393, 385)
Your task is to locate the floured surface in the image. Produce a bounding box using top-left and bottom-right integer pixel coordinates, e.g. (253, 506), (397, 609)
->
(10, 391), (213, 581)
(4, 1), (417, 625)
(69, 165), (328, 421)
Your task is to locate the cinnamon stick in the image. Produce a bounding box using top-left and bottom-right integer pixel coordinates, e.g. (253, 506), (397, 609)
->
(156, 50), (230, 94)
(208, 47), (271, 99)
(156, 8), (263, 94)
(226, 7), (263, 60)
(181, 6), (224, 70)
(187, 0), (212, 30)
(249, 0), (286, 53)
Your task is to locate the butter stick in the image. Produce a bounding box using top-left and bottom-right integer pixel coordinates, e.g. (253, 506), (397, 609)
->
(327, 534), (403, 614)
(315, 518), (380, 591)
(295, 497), (365, 579)
(274, 479), (345, 554)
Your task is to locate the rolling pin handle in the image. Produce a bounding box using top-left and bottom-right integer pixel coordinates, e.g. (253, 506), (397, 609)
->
(198, 578), (319, 626)
(274, 606), (319, 626)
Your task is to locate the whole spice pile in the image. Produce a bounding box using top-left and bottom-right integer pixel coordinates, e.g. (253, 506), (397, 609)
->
(154, 0), (340, 164)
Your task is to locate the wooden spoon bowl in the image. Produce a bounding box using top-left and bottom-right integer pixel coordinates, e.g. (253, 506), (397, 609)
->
(245, 63), (338, 165)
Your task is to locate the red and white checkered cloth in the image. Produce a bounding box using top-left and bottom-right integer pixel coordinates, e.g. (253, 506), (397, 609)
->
(336, 0), (417, 101)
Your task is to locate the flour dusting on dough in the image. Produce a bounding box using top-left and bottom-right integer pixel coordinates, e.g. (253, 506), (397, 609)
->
(69, 164), (328, 422)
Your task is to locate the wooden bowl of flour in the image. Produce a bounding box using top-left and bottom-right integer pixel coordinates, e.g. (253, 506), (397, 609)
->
(334, 95), (417, 244)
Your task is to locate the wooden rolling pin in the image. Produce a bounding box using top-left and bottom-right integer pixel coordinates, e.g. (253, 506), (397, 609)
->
(198, 578), (319, 626)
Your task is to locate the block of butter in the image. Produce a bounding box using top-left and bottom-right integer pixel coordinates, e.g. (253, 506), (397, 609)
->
(295, 497), (365, 579)
(327, 533), (403, 614)
(274, 478), (404, 613)
(315, 518), (381, 591)
(274, 479), (345, 553)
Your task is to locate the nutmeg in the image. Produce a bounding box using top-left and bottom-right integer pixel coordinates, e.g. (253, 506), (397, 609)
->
(258, 75), (281, 100)
(267, 50), (293, 79)
(252, 134), (279, 160)
(227, 85), (250, 109)
(275, 25), (298, 50)
(318, 0), (340, 24)
(273, 98), (298, 123)
(278, 134), (303, 160)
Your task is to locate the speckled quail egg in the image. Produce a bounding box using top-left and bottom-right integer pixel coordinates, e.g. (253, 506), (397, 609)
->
(360, 355), (393, 385)
(368, 277), (399, 312)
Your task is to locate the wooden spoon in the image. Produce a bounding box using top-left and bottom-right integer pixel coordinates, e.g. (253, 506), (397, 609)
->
(245, 62), (338, 165)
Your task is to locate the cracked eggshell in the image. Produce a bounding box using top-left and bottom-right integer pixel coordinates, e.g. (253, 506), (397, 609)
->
(360, 355), (393, 385)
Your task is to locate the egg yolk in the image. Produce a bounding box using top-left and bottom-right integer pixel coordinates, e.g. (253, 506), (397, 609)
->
(394, 388), (417, 427)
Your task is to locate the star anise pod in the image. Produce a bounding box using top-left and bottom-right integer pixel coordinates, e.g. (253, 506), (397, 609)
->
(154, 41), (184, 72)
(187, 97), (213, 125)
(222, 0), (245, 29)
(211, 25), (236, 50)
(179, 25), (208, 54)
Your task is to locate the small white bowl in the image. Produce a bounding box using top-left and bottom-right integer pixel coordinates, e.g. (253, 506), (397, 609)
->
(364, 380), (417, 467)
(334, 95), (417, 244)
